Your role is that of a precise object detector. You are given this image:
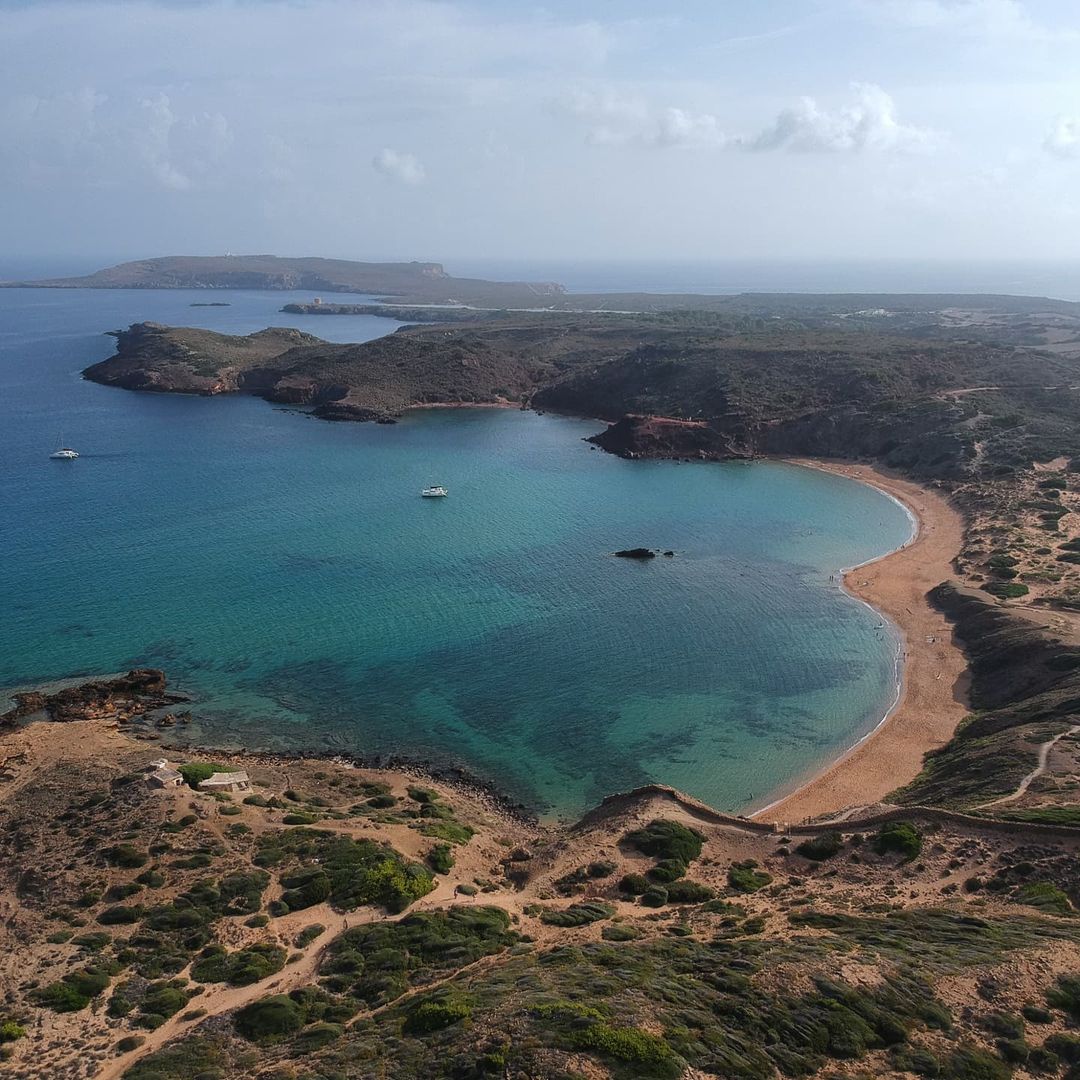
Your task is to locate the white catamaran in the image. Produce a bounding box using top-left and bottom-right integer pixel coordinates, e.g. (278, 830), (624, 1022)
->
(50, 435), (79, 460)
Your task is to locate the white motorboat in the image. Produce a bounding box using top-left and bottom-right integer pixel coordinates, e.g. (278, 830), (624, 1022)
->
(421, 486), (448, 497)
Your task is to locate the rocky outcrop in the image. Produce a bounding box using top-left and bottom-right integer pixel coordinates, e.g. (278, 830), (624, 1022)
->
(1, 669), (180, 726)
(587, 414), (751, 462)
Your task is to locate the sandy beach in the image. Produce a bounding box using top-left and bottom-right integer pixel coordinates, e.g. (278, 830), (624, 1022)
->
(752, 459), (969, 824)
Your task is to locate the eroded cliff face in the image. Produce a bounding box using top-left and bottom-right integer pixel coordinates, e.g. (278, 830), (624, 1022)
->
(584, 401), (976, 479)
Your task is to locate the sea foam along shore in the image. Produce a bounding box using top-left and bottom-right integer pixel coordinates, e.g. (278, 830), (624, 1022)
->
(752, 459), (969, 825)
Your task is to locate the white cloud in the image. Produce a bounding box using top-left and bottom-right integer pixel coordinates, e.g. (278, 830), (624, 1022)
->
(1045, 116), (1080, 159)
(564, 84), (931, 154)
(563, 91), (728, 148)
(747, 84), (931, 153)
(372, 147), (426, 185)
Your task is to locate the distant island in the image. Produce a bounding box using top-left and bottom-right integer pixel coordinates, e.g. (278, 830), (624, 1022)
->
(0, 253), (565, 308)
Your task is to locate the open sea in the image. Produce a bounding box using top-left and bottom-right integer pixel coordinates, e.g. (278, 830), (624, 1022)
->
(0, 283), (913, 818)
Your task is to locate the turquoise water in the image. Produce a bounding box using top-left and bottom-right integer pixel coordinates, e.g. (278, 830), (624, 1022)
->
(0, 288), (912, 816)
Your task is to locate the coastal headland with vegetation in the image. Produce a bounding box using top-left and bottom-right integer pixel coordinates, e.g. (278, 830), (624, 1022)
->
(7, 257), (1080, 1078)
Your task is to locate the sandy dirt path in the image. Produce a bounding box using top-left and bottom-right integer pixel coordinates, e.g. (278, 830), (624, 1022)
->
(974, 724), (1080, 810)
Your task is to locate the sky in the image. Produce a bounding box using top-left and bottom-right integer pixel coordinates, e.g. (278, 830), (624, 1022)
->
(3, 0), (1080, 264)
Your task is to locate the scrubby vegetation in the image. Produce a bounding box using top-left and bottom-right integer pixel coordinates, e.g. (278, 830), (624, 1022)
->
(727, 861), (773, 893)
(795, 833), (843, 861)
(319, 906), (517, 1005)
(255, 828), (434, 913)
(190, 942), (287, 986)
(623, 819), (704, 884)
(873, 821), (923, 861)
(540, 901), (614, 927)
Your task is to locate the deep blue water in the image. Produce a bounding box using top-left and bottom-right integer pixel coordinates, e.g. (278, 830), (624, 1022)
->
(0, 287), (912, 817)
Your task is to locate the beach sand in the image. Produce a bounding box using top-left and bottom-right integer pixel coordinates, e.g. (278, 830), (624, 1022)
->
(753, 459), (969, 825)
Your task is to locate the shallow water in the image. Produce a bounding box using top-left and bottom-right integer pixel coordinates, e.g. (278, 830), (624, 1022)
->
(0, 288), (911, 816)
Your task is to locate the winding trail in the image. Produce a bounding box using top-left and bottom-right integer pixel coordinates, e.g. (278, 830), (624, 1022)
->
(974, 725), (1080, 810)
(95, 874), (471, 1080)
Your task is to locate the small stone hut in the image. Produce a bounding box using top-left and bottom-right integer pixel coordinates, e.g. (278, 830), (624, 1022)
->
(198, 770), (252, 794)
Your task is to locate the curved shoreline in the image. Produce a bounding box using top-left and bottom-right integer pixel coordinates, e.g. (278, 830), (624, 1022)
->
(752, 459), (968, 824)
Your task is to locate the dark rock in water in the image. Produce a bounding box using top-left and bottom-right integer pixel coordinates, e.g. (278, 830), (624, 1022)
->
(613, 548), (656, 559)
(663, 550), (675, 557)
(1, 668), (182, 726)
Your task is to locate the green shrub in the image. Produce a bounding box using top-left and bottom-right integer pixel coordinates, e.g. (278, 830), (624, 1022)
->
(647, 857), (691, 883)
(418, 820), (474, 845)
(98, 905), (145, 925)
(104, 844), (148, 868)
(105, 882), (143, 901)
(0, 1021), (26, 1044)
(795, 833), (843, 861)
(234, 995), (304, 1042)
(115, 1035), (145, 1053)
(569, 1022), (682, 1079)
(540, 902), (614, 927)
(1028, 1045), (1060, 1073)
(587, 860), (617, 878)
(33, 968), (111, 1012)
(943, 1045), (1012, 1079)
(319, 906), (514, 1006)
(996, 1037), (1030, 1064)
(1047, 974), (1080, 1018)
(619, 873), (650, 895)
(367, 794), (397, 809)
(294, 1021), (344, 1050)
(282, 812), (318, 826)
(624, 820), (703, 867)
(1022, 1004), (1053, 1024)
(426, 843), (454, 874)
(602, 924), (644, 941)
(191, 943), (287, 986)
(257, 828), (434, 913)
(640, 885), (669, 907)
(403, 997), (472, 1034)
(984, 581), (1030, 599)
(1046, 1032), (1080, 1063)
(665, 880), (716, 904)
(872, 821), (923, 861)
(727, 861), (772, 892)
(73, 931), (111, 952)
(981, 1011), (1024, 1038)
(407, 786), (438, 804)
(294, 924), (325, 949)
(1016, 882), (1072, 914)
(280, 869), (332, 911)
